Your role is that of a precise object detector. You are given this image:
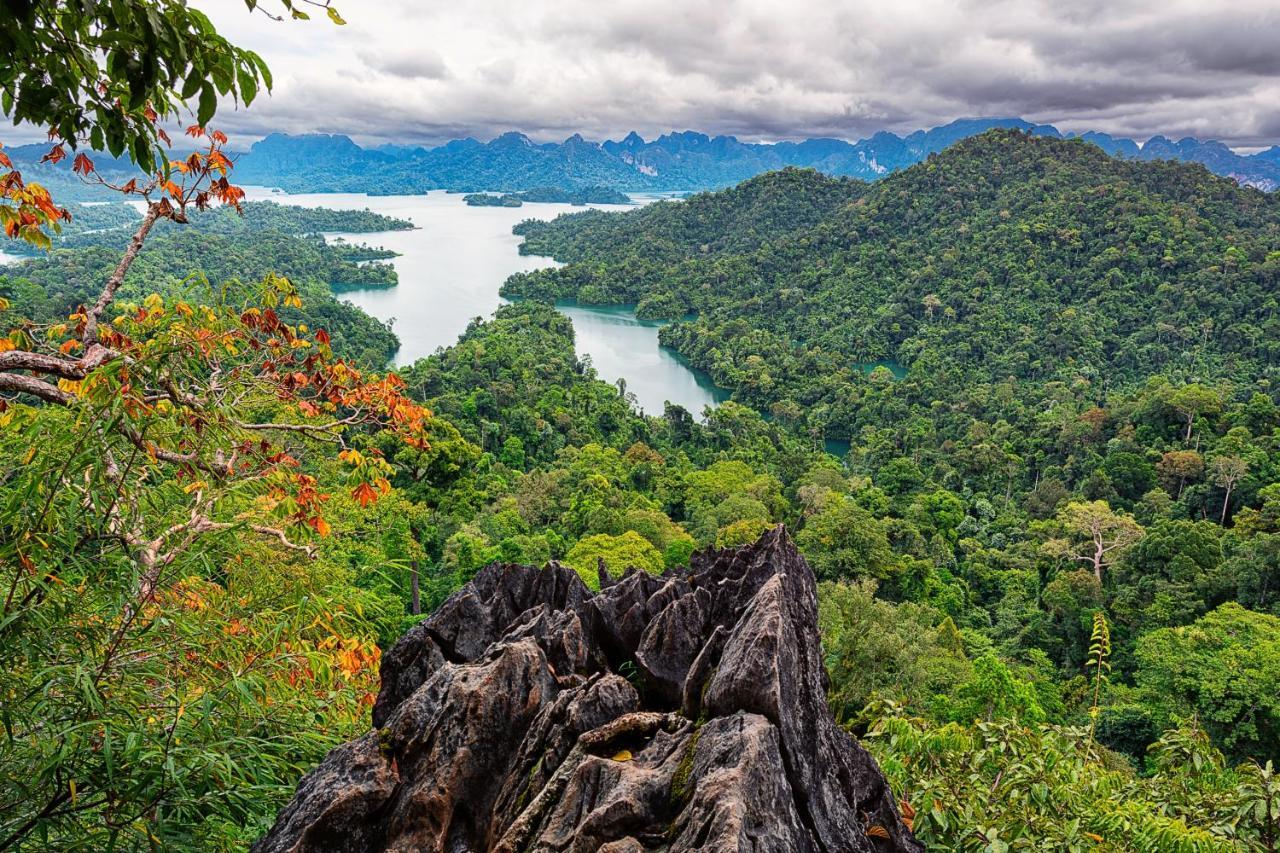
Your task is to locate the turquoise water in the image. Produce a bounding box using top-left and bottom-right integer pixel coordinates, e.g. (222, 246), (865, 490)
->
(241, 187), (731, 415)
(554, 302), (731, 417)
(856, 359), (907, 379)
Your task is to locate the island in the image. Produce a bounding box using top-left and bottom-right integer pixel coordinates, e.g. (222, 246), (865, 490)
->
(463, 185), (631, 207)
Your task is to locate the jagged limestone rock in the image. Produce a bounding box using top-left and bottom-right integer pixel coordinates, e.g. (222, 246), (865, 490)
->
(256, 527), (921, 852)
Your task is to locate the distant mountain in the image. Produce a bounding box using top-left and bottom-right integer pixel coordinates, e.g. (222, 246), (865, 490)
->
(10, 119), (1279, 195)
(1253, 145), (1280, 165)
(225, 118), (1279, 194)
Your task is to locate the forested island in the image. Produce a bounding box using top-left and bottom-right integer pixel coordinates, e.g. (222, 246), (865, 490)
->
(463, 185), (632, 207)
(2, 2), (1280, 851)
(1, 201), (412, 366)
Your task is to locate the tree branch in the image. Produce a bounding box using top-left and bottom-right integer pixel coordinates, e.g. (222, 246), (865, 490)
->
(83, 202), (162, 344)
(0, 372), (72, 404)
(0, 343), (122, 380)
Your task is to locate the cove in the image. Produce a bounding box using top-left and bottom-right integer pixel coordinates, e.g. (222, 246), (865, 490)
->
(241, 187), (731, 416)
(553, 302), (731, 416)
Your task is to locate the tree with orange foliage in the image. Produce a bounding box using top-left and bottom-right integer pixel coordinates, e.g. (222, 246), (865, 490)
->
(0, 126), (434, 849)
(0, 3), (447, 847)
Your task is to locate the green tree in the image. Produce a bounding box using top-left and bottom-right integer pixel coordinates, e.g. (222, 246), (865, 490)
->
(796, 497), (897, 582)
(1136, 603), (1280, 760)
(563, 531), (665, 590)
(1209, 454), (1249, 524)
(818, 580), (970, 723)
(1168, 384), (1222, 445)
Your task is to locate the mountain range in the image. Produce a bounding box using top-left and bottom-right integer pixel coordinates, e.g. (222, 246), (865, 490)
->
(224, 117), (1280, 194)
(10, 117), (1280, 196)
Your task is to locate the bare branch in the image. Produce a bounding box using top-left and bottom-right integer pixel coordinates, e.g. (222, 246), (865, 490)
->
(247, 524), (317, 557)
(0, 372), (72, 404)
(83, 202), (163, 344)
(0, 343), (122, 380)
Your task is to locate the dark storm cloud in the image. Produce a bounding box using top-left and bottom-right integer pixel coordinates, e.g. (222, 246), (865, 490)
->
(170, 0), (1280, 151)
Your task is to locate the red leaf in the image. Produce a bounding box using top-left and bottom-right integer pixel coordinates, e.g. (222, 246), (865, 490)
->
(72, 153), (95, 176)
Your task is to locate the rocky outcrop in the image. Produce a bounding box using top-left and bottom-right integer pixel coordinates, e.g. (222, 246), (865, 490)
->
(256, 526), (921, 852)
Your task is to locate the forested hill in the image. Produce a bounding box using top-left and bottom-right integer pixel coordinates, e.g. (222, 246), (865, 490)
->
(513, 167), (860, 270)
(504, 130), (1280, 428)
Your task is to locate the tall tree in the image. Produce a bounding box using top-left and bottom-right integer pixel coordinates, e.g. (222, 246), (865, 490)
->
(1044, 500), (1144, 584)
(1210, 455), (1249, 524)
(1168, 384), (1222, 446)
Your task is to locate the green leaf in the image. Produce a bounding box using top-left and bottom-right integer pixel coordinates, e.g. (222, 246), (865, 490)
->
(182, 71), (203, 100)
(237, 65), (257, 106)
(197, 82), (217, 126)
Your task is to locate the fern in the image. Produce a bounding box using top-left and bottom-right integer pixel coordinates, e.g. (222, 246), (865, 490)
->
(1087, 610), (1112, 749)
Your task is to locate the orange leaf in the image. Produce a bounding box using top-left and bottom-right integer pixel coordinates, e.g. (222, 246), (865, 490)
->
(72, 153), (95, 176)
(351, 481), (379, 508)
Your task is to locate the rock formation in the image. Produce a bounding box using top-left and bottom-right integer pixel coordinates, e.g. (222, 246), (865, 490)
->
(255, 526), (922, 852)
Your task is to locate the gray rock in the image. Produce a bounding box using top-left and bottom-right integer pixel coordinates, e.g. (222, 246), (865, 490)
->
(256, 526), (922, 852)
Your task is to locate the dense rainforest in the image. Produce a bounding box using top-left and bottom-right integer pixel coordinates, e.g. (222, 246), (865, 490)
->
(1, 2), (1278, 845)
(4, 134), (1280, 849)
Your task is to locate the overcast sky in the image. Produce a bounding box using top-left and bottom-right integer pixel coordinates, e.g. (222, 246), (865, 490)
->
(121, 0), (1280, 151)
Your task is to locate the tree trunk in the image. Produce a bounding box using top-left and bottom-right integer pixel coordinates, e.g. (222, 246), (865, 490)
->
(410, 560), (421, 616)
(1221, 485), (1234, 525)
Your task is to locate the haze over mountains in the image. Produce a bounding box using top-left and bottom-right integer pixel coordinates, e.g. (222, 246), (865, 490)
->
(225, 117), (1280, 194)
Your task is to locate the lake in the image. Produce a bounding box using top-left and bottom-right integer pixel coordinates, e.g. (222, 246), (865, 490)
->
(242, 188), (730, 415)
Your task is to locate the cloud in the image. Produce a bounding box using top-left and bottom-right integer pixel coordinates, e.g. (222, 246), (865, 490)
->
(23, 0), (1274, 150)
(358, 48), (450, 81)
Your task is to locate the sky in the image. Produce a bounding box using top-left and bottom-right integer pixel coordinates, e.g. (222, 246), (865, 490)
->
(49, 0), (1280, 150)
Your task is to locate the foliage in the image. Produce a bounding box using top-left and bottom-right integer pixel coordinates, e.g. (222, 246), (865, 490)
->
(1135, 604), (1280, 761)
(0, 123), (427, 846)
(866, 705), (1278, 852)
(563, 531), (666, 589)
(818, 581), (970, 724)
